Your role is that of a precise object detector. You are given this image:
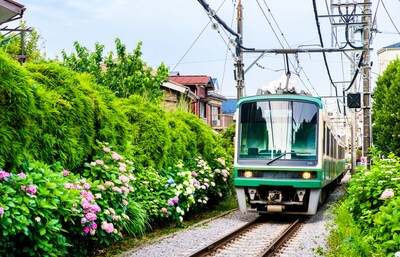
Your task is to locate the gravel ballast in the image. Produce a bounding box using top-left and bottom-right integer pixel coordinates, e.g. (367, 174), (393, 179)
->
(120, 172), (350, 257)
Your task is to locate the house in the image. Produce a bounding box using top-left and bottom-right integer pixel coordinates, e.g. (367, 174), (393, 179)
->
(160, 80), (198, 112)
(169, 75), (229, 130)
(377, 42), (400, 74)
(0, 0), (25, 25)
(221, 97), (237, 127)
(0, 0), (28, 62)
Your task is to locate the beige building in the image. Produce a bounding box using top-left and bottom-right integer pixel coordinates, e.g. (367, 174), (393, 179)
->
(377, 42), (400, 74)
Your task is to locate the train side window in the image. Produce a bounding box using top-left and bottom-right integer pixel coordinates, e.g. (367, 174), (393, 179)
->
(327, 128), (331, 157)
(333, 137), (336, 159)
(323, 123), (326, 155)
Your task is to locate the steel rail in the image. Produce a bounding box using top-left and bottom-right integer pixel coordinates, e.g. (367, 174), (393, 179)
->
(188, 217), (261, 257)
(258, 217), (306, 257)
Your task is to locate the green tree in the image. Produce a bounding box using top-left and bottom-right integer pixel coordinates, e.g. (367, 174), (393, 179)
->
(62, 38), (168, 100)
(372, 58), (400, 156)
(0, 20), (44, 62)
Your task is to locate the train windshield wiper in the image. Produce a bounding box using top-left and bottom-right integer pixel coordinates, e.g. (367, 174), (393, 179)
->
(267, 152), (294, 165)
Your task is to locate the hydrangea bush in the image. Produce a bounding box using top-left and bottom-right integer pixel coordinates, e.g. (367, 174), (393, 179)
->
(0, 162), (82, 256)
(328, 152), (400, 256)
(0, 141), (234, 256)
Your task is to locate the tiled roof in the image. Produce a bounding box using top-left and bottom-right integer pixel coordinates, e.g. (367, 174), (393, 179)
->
(222, 98), (237, 114)
(383, 42), (400, 49)
(208, 91), (227, 101)
(169, 75), (213, 86)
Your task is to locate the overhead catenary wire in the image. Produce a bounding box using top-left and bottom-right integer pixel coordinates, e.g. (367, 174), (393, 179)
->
(255, 0), (318, 96)
(312, 0), (341, 113)
(220, 0), (238, 93)
(172, 0), (228, 72)
(381, 0), (400, 36)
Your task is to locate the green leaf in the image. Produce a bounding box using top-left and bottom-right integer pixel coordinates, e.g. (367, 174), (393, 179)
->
(39, 227), (46, 236)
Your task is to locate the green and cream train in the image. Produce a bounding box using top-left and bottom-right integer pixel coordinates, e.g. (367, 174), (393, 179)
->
(234, 93), (346, 215)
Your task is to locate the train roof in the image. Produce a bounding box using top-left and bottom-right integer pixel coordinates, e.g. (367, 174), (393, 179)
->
(236, 94), (323, 109)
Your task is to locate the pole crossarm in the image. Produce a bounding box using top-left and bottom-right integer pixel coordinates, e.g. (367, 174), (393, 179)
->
(242, 47), (370, 54)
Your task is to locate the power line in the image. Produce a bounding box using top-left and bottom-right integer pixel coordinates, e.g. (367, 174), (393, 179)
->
(381, 0), (400, 35)
(255, 0), (318, 96)
(312, 0), (341, 112)
(220, 0), (237, 93)
(172, 0), (228, 72)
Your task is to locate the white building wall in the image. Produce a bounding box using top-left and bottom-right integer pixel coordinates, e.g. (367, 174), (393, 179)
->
(377, 48), (400, 74)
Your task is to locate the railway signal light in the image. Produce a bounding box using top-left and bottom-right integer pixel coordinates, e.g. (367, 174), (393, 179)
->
(347, 92), (361, 108)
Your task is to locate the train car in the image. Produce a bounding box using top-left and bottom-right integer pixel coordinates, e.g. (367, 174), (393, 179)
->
(234, 92), (346, 215)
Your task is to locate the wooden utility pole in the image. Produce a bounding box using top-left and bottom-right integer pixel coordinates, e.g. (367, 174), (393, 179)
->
(235, 0), (244, 100)
(362, 0), (372, 169)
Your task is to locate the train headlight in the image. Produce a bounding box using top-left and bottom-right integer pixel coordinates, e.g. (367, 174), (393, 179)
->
(243, 171), (253, 178)
(302, 171), (312, 179)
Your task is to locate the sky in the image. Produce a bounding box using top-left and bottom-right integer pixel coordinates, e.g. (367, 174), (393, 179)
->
(7, 0), (400, 112)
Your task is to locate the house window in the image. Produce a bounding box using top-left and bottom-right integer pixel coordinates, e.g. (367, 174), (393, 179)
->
(212, 106), (219, 121)
(200, 102), (206, 118)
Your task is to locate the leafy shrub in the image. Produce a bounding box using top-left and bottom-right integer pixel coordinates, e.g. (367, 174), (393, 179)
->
(0, 161), (81, 256)
(327, 152), (400, 257)
(0, 142), (149, 257)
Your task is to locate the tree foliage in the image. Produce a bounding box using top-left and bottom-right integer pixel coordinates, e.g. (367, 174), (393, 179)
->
(0, 20), (44, 62)
(61, 38), (168, 100)
(372, 58), (400, 156)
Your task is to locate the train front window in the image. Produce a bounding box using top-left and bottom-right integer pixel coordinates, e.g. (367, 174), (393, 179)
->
(239, 100), (318, 161)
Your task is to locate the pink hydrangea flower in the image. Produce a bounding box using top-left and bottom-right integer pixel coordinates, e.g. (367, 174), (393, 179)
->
(173, 196), (179, 204)
(90, 204), (101, 213)
(86, 213), (97, 221)
(103, 147), (110, 152)
(161, 207), (167, 213)
(17, 173), (27, 178)
(83, 183), (91, 190)
(119, 166), (126, 172)
(112, 187), (122, 193)
(83, 226), (90, 234)
(81, 198), (90, 209)
(121, 186), (130, 195)
(97, 185), (106, 191)
(0, 207), (4, 215)
(168, 200), (174, 206)
(103, 165), (109, 170)
(0, 170), (10, 179)
(90, 162), (96, 166)
(62, 170), (69, 176)
(21, 185), (37, 195)
(35, 216), (41, 222)
(191, 171), (198, 177)
(119, 175), (129, 183)
(122, 199), (128, 206)
(381, 189), (394, 199)
(101, 221), (114, 233)
(105, 181), (114, 187)
(111, 153), (123, 160)
(64, 183), (72, 189)
(81, 217), (87, 224)
(118, 162), (126, 167)
(95, 159), (104, 165)
(86, 193), (94, 202)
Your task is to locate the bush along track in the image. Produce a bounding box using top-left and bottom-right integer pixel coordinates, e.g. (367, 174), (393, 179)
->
(326, 151), (400, 257)
(0, 49), (235, 256)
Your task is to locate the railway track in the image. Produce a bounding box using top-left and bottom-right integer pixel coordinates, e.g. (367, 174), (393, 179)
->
(188, 216), (306, 257)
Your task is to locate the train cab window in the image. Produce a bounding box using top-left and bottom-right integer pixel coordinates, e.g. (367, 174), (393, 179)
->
(239, 100), (318, 162)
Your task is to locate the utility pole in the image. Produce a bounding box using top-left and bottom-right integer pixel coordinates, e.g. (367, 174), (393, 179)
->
(362, 0), (372, 169)
(235, 0), (245, 101)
